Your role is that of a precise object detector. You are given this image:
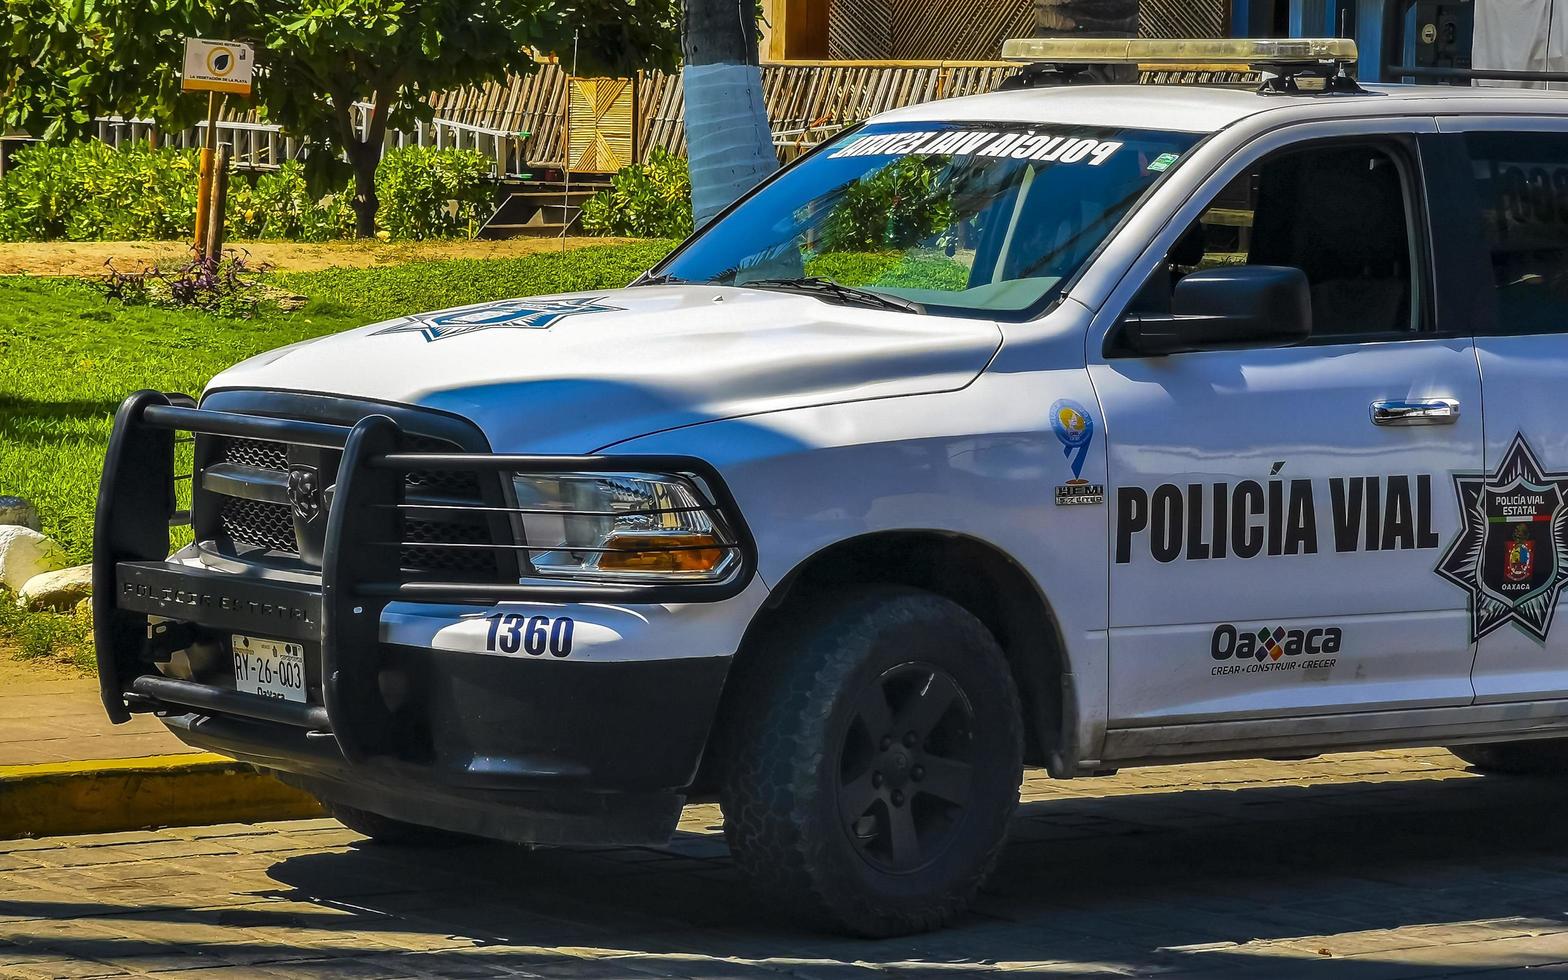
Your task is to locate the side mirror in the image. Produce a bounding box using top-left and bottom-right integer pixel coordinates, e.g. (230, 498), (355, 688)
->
(1120, 265), (1312, 356)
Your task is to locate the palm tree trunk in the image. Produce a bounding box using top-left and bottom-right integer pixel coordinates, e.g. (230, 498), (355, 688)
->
(682, 0), (777, 227)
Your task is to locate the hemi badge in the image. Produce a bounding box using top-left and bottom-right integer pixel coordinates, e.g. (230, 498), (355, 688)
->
(1056, 483), (1105, 506)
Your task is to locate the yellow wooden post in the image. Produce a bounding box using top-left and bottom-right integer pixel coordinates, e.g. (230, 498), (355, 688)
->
(193, 92), (220, 257)
(205, 144), (231, 270)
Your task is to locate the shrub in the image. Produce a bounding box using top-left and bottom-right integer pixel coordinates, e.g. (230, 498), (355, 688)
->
(375, 146), (494, 240)
(0, 142), (199, 242)
(819, 156), (955, 252)
(0, 589), (93, 668)
(580, 149), (693, 238)
(0, 141), (492, 242)
(228, 162), (354, 243)
(102, 248), (275, 317)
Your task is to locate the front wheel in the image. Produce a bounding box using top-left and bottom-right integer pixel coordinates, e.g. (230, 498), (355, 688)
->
(720, 587), (1023, 936)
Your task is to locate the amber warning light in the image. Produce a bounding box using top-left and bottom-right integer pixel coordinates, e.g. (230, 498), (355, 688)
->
(1000, 37), (1358, 68)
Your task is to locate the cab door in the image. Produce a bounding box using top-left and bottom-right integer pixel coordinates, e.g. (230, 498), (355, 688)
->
(1087, 122), (1484, 728)
(1432, 118), (1568, 702)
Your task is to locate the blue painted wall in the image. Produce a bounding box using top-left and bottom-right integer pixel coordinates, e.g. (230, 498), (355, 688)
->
(1232, 0), (1406, 81)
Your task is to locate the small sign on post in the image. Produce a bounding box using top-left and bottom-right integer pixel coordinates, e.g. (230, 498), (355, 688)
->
(183, 37), (251, 261)
(181, 38), (254, 95)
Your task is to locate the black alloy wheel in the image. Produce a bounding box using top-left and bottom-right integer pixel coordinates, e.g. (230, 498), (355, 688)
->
(838, 662), (978, 874)
(720, 586), (1023, 936)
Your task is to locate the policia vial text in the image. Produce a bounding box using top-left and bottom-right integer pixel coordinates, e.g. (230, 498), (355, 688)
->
(1115, 475), (1440, 564)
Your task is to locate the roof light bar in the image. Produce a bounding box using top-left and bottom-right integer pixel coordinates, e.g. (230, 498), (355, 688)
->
(1000, 37), (1358, 67)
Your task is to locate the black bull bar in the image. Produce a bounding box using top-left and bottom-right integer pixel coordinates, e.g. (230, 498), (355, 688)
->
(92, 390), (754, 765)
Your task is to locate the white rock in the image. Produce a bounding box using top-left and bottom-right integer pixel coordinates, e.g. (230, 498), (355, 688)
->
(0, 525), (68, 593)
(18, 563), (93, 611)
(0, 497), (39, 531)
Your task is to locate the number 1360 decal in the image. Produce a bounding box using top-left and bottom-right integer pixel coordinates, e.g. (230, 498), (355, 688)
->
(484, 613), (575, 657)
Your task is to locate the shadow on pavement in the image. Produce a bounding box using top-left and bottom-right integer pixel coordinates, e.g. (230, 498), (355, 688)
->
(7, 766), (1568, 977)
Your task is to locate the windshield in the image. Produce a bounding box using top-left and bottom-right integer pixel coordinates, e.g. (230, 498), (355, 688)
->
(653, 121), (1201, 318)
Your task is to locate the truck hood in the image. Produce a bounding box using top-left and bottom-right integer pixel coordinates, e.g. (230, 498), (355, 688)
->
(208, 285), (1003, 452)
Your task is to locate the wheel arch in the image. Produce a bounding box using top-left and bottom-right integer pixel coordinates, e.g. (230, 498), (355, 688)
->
(696, 529), (1078, 792)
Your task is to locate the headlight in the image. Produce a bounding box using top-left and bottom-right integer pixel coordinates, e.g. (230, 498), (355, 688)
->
(511, 471), (741, 582)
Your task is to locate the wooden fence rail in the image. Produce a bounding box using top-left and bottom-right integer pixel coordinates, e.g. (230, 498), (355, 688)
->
(76, 59), (1019, 177)
(413, 60), (1018, 169)
(523, 59), (1018, 167)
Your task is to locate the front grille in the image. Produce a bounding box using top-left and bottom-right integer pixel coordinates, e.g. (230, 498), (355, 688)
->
(216, 436), (300, 556)
(402, 517), (495, 574)
(402, 434), (484, 500)
(224, 437), (289, 472)
(203, 423), (506, 579)
(220, 497), (296, 553)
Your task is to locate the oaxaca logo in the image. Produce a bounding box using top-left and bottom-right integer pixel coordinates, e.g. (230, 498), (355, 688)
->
(373, 296), (623, 342)
(1437, 433), (1568, 643)
(1210, 623), (1341, 676)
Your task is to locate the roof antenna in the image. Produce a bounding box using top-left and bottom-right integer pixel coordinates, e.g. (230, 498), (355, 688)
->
(562, 27), (579, 254)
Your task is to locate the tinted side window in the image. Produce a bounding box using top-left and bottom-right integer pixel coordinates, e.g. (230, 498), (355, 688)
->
(1131, 141), (1420, 340)
(1464, 131), (1568, 335)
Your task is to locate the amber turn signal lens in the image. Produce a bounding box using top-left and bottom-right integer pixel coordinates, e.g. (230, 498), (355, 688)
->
(596, 532), (729, 574)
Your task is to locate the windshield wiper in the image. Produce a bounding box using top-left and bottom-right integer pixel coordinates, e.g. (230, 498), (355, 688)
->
(742, 276), (925, 315)
(630, 272), (685, 287)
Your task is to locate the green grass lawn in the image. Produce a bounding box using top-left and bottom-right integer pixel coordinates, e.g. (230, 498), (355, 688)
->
(2, 239), (673, 563)
(0, 239), (674, 666)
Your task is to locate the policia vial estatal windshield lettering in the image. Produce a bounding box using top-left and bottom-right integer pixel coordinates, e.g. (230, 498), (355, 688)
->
(1115, 434), (1568, 644)
(827, 129), (1125, 166)
(1114, 475), (1440, 564)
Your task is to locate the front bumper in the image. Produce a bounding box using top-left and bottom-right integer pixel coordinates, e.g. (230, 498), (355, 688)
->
(155, 649), (730, 846)
(93, 392), (754, 845)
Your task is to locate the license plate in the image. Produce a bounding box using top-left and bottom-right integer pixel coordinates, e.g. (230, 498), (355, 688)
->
(232, 634), (306, 703)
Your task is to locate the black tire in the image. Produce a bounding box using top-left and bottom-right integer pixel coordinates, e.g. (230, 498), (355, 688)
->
(325, 802), (470, 847)
(720, 587), (1023, 937)
(1448, 740), (1568, 775)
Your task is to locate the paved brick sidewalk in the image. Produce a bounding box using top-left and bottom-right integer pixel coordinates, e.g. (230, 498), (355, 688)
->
(0, 661), (318, 839)
(0, 665), (197, 766)
(5, 748), (1568, 978)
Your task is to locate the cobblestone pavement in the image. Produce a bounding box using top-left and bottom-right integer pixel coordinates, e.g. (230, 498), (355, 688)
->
(6, 748), (1568, 979)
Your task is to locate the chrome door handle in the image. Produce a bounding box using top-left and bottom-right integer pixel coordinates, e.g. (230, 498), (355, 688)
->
(1370, 398), (1461, 426)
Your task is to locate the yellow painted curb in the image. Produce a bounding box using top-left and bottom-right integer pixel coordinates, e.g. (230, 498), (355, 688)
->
(0, 752), (323, 840)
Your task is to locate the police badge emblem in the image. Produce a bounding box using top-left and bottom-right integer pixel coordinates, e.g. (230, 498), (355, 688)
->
(1437, 433), (1568, 642)
(373, 296), (624, 342)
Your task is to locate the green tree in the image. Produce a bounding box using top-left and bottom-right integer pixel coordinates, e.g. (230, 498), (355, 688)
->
(2, 0), (680, 236)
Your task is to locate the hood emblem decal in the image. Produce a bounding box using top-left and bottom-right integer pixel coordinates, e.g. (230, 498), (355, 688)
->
(373, 296), (625, 342)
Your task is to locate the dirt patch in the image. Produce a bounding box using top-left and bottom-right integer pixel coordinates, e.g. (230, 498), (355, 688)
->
(0, 237), (632, 277)
(0, 640), (91, 682)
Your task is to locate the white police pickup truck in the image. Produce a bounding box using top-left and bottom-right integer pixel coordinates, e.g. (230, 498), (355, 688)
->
(94, 38), (1568, 935)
